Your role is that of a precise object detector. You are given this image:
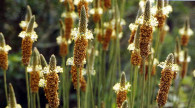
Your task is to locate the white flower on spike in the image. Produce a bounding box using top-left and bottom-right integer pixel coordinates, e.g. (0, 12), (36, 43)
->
(66, 57), (86, 66)
(179, 51), (191, 63)
(127, 43), (135, 51)
(90, 8), (103, 15)
(113, 82), (131, 93)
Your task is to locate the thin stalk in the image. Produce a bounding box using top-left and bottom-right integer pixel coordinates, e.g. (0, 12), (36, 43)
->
(187, 81), (195, 108)
(25, 66), (31, 108)
(141, 59), (146, 108)
(77, 67), (80, 108)
(89, 71), (95, 108)
(154, 29), (161, 59)
(62, 57), (66, 108)
(131, 66), (138, 108)
(33, 93), (36, 108)
(37, 92), (40, 108)
(3, 70), (8, 104)
(147, 56), (152, 108)
(129, 63), (133, 107)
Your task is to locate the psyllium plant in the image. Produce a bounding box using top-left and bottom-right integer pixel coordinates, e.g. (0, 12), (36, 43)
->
(19, 16), (38, 66)
(113, 72), (131, 108)
(0, 33), (11, 104)
(104, 0), (111, 10)
(56, 20), (68, 57)
(102, 22), (113, 51)
(178, 49), (191, 79)
(157, 53), (179, 107)
(42, 55), (63, 108)
(90, 0), (103, 23)
(27, 48), (41, 93)
(179, 18), (194, 46)
(19, 6), (38, 31)
(6, 83), (22, 108)
(139, 1), (158, 59)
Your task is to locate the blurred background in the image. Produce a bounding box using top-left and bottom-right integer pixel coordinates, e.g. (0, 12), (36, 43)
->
(0, 0), (195, 107)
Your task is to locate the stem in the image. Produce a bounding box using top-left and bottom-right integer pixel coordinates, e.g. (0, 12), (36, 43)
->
(77, 67), (80, 108)
(131, 66), (138, 108)
(25, 66), (30, 108)
(37, 92), (40, 108)
(187, 81), (195, 108)
(62, 57), (66, 108)
(147, 56), (152, 108)
(3, 70), (8, 104)
(141, 59), (146, 108)
(33, 93), (36, 108)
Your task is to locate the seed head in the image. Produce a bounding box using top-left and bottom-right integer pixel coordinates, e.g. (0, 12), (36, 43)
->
(166, 53), (174, 66)
(8, 83), (17, 108)
(40, 54), (47, 68)
(184, 18), (190, 32)
(120, 72), (126, 88)
(157, 0), (164, 10)
(144, 1), (150, 22)
(26, 16), (35, 33)
(49, 55), (56, 71)
(184, 49), (188, 61)
(122, 100), (128, 108)
(0, 33), (5, 47)
(32, 47), (39, 68)
(59, 19), (65, 37)
(25, 5), (32, 22)
(164, 0), (169, 7)
(79, 6), (87, 34)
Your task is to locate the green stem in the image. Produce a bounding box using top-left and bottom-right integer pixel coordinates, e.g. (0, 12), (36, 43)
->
(131, 66), (138, 108)
(33, 93), (36, 108)
(141, 59), (146, 108)
(187, 81), (195, 108)
(77, 67), (80, 108)
(147, 56), (152, 108)
(3, 70), (8, 105)
(62, 57), (66, 108)
(37, 92), (40, 108)
(25, 66), (30, 108)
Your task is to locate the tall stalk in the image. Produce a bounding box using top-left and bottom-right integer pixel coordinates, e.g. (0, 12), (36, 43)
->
(62, 57), (66, 108)
(25, 66), (30, 108)
(37, 92), (40, 108)
(3, 70), (8, 104)
(147, 56), (152, 107)
(141, 59), (146, 108)
(131, 66), (138, 108)
(187, 81), (195, 108)
(77, 67), (80, 108)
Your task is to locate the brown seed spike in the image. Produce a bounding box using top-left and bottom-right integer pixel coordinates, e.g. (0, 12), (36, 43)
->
(144, 1), (150, 22)
(26, 16), (35, 33)
(49, 55), (56, 71)
(0, 50), (8, 70)
(116, 90), (127, 107)
(45, 72), (59, 108)
(59, 19), (65, 37)
(22, 36), (33, 66)
(79, 6), (87, 34)
(73, 36), (88, 67)
(156, 67), (174, 107)
(64, 17), (73, 40)
(131, 50), (142, 66)
(30, 71), (40, 93)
